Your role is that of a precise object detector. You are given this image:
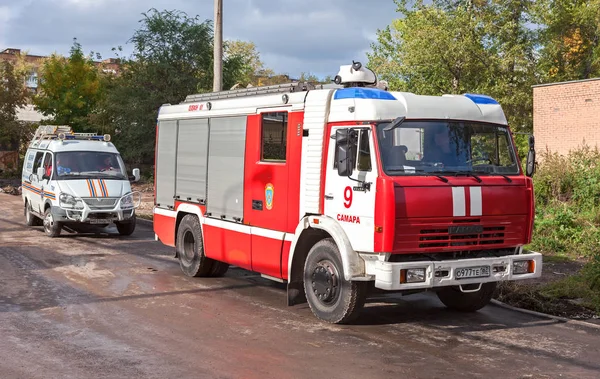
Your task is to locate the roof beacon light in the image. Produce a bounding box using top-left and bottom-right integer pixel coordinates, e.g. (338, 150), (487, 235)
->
(58, 132), (66, 140)
(103, 134), (111, 142)
(333, 60), (378, 88)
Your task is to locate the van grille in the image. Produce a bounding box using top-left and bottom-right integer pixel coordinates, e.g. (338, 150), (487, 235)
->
(83, 198), (118, 209)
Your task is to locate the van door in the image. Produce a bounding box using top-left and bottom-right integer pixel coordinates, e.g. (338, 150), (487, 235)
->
(28, 151), (46, 213)
(39, 152), (55, 204)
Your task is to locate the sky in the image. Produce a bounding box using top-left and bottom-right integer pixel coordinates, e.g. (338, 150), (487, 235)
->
(0, 0), (400, 79)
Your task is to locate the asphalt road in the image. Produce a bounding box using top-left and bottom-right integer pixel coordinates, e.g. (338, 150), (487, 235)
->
(1, 193), (599, 379)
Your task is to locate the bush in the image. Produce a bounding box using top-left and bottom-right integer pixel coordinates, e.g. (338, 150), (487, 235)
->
(530, 145), (600, 258)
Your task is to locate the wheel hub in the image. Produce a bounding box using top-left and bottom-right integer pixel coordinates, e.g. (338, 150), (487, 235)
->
(44, 213), (53, 231)
(311, 261), (339, 304)
(182, 230), (196, 262)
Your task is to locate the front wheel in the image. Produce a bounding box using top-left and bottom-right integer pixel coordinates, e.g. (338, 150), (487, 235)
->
(303, 238), (368, 324)
(436, 282), (496, 312)
(116, 214), (136, 236)
(43, 207), (62, 238)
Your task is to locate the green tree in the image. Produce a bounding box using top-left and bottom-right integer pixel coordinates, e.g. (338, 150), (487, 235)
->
(33, 39), (102, 132)
(367, 0), (538, 155)
(533, 0), (600, 81)
(100, 8), (245, 165)
(0, 61), (30, 174)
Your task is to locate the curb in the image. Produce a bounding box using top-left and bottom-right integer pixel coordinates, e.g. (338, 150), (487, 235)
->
(490, 299), (600, 331)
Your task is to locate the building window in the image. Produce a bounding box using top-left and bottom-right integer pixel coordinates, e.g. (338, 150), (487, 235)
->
(261, 112), (287, 161)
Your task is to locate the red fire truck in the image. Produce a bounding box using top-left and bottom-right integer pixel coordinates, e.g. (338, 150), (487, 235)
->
(153, 61), (541, 324)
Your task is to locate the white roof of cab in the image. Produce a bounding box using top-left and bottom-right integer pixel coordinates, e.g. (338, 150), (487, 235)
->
(327, 88), (508, 125)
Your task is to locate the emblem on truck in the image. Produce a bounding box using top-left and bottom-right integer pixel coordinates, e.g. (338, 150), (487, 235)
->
(265, 183), (274, 210)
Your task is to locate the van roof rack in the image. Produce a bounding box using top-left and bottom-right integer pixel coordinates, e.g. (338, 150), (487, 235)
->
(30, 125), (111, 145)
(183, 81), (336, 103)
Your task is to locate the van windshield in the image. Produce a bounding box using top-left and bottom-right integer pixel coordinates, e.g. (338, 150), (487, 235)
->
(54, 152), (127, 180)
(375, 120), (520, 176)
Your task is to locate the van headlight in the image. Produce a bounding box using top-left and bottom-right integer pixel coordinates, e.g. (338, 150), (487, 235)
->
(59, 193), (84, 209)
(120, 193), (134, 209)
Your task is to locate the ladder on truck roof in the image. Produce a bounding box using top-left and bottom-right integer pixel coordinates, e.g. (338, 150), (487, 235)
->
(30, 125), (110, 145)
(183, 81), (341, 103)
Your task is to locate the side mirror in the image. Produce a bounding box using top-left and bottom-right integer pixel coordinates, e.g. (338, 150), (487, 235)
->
(335, 129), (357, 177)
(526, 135), (535, 177)
(131, 168), (140, 182)
(36, 167), (45, 180)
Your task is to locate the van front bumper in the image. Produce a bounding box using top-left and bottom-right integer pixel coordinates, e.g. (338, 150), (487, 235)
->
(52, 192), (141, 223)
(361, 251), (543, 291)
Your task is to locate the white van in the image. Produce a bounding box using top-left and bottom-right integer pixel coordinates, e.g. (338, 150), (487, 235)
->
(22, 125), (142, 238)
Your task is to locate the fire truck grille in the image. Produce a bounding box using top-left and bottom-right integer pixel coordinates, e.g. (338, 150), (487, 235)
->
(83, 198), (118, 209)
(418, 226), (505, 248)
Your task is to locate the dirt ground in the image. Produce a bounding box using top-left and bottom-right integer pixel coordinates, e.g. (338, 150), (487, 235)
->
(2, 191), (600, 379)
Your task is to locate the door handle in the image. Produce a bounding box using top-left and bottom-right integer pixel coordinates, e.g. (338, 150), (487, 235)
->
(324, 194), (334, 200)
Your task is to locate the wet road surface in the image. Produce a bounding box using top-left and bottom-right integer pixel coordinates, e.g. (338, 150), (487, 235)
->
(1, 193), (599, 379)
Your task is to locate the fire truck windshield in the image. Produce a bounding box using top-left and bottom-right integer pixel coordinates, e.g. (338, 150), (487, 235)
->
(375, 120), (520, 176)
(54, 152), (128, 180)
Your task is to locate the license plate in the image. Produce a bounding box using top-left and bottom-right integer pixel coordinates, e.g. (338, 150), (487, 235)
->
(455, 266), (490, 279)
(448, 225), (484, 235)
(88, 218), (107, 224)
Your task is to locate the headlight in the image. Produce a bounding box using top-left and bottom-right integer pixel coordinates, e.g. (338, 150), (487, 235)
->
(59, 193), (84, 209)
(513, 260), (534, 275)
(120, 194), (134, 209)
(401, 268), (427, 283)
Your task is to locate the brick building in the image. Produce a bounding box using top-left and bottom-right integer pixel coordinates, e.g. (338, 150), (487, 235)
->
(533, 78), (600, 156)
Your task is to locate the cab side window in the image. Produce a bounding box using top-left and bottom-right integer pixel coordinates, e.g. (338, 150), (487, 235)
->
(357, 129), (371, 171)
(261, 112), (288, 162)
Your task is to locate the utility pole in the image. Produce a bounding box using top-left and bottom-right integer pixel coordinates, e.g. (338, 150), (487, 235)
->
(213, 0), (223, 92)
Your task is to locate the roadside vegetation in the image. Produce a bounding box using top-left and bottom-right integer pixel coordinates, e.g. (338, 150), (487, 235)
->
(496, 146), (600, 319)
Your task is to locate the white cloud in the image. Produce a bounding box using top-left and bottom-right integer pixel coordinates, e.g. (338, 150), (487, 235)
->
(1, 0), (399, 77)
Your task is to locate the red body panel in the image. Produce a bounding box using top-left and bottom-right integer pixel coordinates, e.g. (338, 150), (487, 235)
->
(203, 225), (252, 271)
(154, 214), (176, 247)
(281, 241), (292, 280)
(251, 235), (283, 277)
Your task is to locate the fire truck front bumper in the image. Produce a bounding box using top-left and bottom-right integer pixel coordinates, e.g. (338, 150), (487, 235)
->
(362, 251), (543, 291)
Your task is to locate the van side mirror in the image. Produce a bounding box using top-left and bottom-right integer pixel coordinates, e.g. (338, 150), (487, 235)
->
(335, 129), (357, 177)
(36, 167), (45, 180)
(130, 168), (140, 182)
(526, 135), (535, 177)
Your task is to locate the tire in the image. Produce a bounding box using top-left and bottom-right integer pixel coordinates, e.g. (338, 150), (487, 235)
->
(303, 238), (368, 324)
(116, 214), (136, 236)
(24, 201), (41, 226)
(43, 207), (62, 238)
(436, 282), (496, 312)
(176, 214), (214, 277)
(208, 261), (229, 277)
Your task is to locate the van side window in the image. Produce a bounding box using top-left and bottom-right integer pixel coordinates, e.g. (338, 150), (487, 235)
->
(261, 112), (288, 162)
(32, 151), (44, 174)
(42, 153), (53, 179)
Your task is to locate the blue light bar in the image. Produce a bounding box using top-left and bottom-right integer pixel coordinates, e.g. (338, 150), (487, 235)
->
(334, 87), (397, 101)
(464, 93), (499, 105)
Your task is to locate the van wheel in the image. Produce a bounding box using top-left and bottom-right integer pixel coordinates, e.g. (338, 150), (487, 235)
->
(436, 282), (496, 312)
(116, 215), (136, 236)
(176, 214), (214, 277)
(24, 201), (41, 226)
(43, 207), (62, 238)
(303, 238), (368, 324)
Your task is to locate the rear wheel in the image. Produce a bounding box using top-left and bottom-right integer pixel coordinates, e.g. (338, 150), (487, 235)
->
(436, 282), (496, 312)
(24, 201), (41, 226)
(176, 214), (214, 277)
(303, 238), (368, 324)
(43, 207), (62, 238)
(116, 214), (136, 236)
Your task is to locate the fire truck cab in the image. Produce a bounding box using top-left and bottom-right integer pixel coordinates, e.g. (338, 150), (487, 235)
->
(153, 61), (542, 324)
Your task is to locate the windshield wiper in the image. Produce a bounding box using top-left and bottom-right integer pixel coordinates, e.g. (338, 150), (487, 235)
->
(382, 116), (406, 132)
(472, 171), (513, 183)
(386, 169), (449, 183)
(432, 170), (482, 183)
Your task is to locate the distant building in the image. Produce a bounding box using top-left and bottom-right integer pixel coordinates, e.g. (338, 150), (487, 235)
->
(0, 47), (121, 95)
(533, 78), (600, 156)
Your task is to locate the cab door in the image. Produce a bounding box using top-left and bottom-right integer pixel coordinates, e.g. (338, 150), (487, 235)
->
(28, 150), (46, 213)
(323, 125), (378, 252)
